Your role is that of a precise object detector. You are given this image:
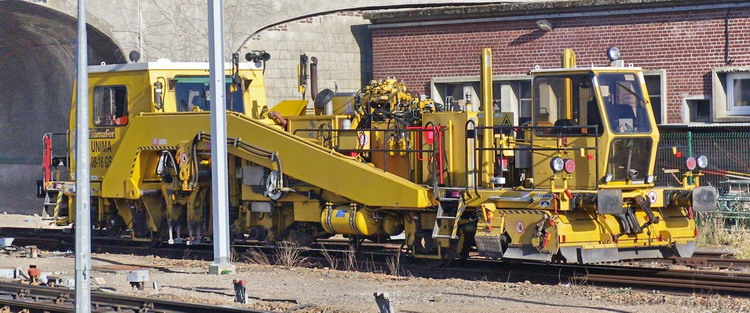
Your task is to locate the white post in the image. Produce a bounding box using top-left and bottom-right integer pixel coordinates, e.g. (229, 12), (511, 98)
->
(208, 0), (235, 275)
(75, 0), (92, 311)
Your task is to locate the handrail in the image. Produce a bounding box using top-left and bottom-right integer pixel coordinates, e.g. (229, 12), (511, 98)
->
(292, 126), (446, 194)
(467, 124), (600, 192)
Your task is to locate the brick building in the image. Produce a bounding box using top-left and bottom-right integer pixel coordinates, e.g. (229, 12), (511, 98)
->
(364, 0), (750, 126)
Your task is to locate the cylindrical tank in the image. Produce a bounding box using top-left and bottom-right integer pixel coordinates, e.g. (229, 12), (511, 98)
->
(321, 204), (382, 236)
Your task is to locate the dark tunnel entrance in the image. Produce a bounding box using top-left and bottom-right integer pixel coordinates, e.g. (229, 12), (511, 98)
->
(0, 2), (124, 214)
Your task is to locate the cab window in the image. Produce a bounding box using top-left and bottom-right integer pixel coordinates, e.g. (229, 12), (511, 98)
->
(533, 75), (602, 136)
(93, 86), (128, 126)
(596, 73), (651, 133)
(174, 76), (244, 113)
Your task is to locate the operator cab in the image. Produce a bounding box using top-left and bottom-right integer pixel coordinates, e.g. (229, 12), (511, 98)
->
(530, 48), (658, 189)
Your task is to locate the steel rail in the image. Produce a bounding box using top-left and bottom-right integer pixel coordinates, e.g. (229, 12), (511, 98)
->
(0, 281), (273, 313)
(3, 227), (750, 297)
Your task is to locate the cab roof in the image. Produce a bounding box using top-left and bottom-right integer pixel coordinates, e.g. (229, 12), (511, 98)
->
(88, 60), (263, 73)
(530, 66), (643, 75)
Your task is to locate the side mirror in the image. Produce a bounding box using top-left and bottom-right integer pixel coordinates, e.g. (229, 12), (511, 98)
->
(154, 81), (163, 110)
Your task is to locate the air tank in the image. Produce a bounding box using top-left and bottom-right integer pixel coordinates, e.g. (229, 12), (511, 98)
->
(320, 204), (381, 236)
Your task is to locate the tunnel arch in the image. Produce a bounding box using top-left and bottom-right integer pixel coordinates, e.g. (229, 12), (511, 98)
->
(0, 1), (124, 214)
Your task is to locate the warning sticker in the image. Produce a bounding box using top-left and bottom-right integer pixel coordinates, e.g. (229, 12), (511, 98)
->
(515, 221), (525, 233)
(647, 191), (658, 204)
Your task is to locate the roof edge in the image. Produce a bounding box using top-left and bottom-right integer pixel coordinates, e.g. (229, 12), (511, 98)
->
(364, 0), (746, 24)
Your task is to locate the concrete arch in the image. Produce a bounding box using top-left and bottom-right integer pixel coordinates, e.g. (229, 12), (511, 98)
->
(0, 1), (124, 214)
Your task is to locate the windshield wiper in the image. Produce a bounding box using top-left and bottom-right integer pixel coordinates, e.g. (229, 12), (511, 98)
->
(616, 81), (648, 104)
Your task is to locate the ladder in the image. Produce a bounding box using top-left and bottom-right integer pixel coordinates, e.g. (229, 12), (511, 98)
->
(41, 188), (61, 220)
(431, 189), (466, 239)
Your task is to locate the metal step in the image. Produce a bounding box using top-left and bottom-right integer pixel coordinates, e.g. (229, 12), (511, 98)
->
(438, 197), (461, 202)
(432, 235), (453, 239)
(43, 203), (57, 206)
(436, 216), (456, 220)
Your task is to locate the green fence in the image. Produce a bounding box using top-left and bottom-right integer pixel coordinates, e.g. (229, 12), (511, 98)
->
(657, 129), (750, 232)
(656, 131), (750, 187)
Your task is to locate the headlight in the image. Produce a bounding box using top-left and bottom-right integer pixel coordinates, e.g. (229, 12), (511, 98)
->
(603, 173), (613, 183)
(550, 157), (564, 173)
(685, 156), (697, 171)
(645, 175), (655, 184)
(696, 155), (708, 169)
(607, 46), (621, 61)
(563, 159), (576, 174)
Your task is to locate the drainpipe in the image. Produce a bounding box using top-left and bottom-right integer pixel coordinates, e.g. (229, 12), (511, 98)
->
(310, 57), (319, 101)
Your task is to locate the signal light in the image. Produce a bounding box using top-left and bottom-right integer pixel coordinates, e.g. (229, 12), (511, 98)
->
(563, 159), (576, 173)
(685, 156), (697, 171)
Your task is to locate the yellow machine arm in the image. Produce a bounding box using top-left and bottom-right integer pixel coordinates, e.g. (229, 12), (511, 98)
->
(101, 112), (434, 209)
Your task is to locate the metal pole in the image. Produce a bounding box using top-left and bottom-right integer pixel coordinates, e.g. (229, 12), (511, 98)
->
(208, 0), (235, 275)
(480, 48), (494, 188)
(75, 0), (91, 311)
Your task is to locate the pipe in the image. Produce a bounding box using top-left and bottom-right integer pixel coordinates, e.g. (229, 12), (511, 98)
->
(310, 57), (319, 101)
(480, 48), (494, 188)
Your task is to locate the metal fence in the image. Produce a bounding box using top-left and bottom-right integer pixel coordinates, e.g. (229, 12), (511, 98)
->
(655, 131), (750, 187)
(656, 129), (750, 231)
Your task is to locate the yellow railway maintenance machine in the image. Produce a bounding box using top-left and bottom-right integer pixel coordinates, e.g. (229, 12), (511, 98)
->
(40, 47), (717, 263)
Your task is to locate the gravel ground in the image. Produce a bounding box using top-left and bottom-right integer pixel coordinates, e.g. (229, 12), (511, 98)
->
(1, 214), (749, 312)
(1, 249), (749, 313)
(0, 213), (70, 230)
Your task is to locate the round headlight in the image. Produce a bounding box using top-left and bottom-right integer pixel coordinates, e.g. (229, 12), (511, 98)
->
(550, 157), (564, 172)
(607, 47), (621, 61)
(696, 155), (708, 169)
(603, 173), (613, 183)
(685, 156), (697, 171)
(563, 159), (576, 174)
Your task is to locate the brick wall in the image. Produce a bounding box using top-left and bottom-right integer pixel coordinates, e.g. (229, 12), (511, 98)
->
(371, 8), (750, 123)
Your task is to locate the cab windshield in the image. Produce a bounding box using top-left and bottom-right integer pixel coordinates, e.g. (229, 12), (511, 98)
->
(596, 73), (650, 133)
(174, 76), (244, 113)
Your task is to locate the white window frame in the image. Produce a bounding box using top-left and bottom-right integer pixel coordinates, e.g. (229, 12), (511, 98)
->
(711, 68), (750, 122)
(726, 72), (750, 115)
(643, 70), (667, 124)
(681, 95), (711, 124)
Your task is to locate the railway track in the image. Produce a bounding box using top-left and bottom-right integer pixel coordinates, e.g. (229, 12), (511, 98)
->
(2, 227), (750, 299)
(0, 281), (272, 313)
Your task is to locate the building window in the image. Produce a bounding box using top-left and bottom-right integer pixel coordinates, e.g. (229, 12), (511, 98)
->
(431, 75), (531, 125)
(727, 73), (750, 115)
(93, 86), (128, 126)
(434, 82), (480, 111)
(518, 81), (532, 124)
(644, 75), (663, 124)
(686, 98), (711, 122)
